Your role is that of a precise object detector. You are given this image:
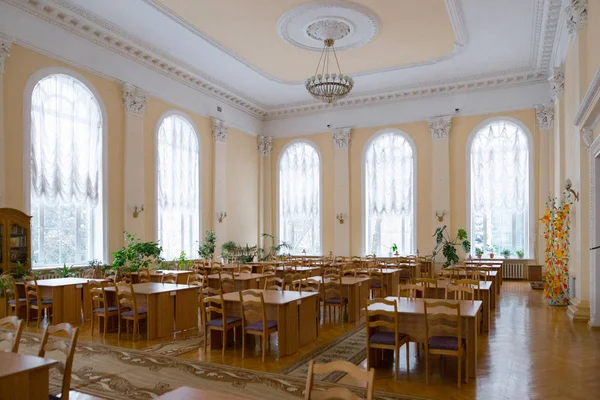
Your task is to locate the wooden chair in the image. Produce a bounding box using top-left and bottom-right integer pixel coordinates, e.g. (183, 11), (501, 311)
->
(201, 292), (242, 356)
(24, 277), (53, 328)
(187, 273), (205, 327)
(322, 267), (339, 279)
(474, 269), (489, 281)
(398, 283), (424, 299)
(239, 265), (252, 274)
(219, 271), (236, 293)
(239, 290), (278, 361)
(304, 359), (375, 400)
(445, 284), (475, 301)
(0, 316), (24, 353)
(262, 265), (276, 276)
(89, 281), (118, 338)
(161, 272), (178, 284)
(366, 298), (410, 380)
(355, 268), (370, 279)
(104, 269), (117, 284)
(342, 266), (356, 277)
(416, 278), (438, 291)
(369, 270), (386, 298)
(322, 278), (347, 323)
(2, 275), (25, 318)
(137, 267), (151, 283)
(117, 267), (132, 283)
(456, 279), (480, 297)
(38, 322), (79, 400)
(424, 300), (467, 388)
(115, 282), (147, 341)
(264, 276), (284, 291)
(81, 268), (96, 279)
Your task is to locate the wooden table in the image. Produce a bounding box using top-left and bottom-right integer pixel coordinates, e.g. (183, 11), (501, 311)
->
(211, 290), (319, 357)
(275, 266), (321, 278)
(367, 297), (481, 379)
(0, 353), (58, 400)
(131, 270), (192, 284)
(156, 387), (252, 400)
(207, 273), (268, 291)
(104, 283), (198, 339)
(380, 268), (401, 296)
(455, 270), (499, 308)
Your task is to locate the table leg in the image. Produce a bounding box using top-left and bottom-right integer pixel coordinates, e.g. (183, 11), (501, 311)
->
(146, 294), (157, 340)
(465, 316), (478, 378)
(346, 285), (356, 323)
(156, 292), (175, 338)
(298, 296), (317, 347)
(482, 290), (490, 333)
(176, 289), (198, 332)
(51, 287), (63, 324)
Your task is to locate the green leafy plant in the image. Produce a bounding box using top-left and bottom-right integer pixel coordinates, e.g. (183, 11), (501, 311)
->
(198, 230), (217, 260)
(259, 233), (291, 261)
(501, 248), (512, 258)
(112, 232), (163, 272)
(391, 243), (398, 254)
(475, 247), (484, 257)
(175, 250), (193, 270)
(221, 241), (257, 263)
(431, 225), (471, 268)
(54, 263), (76, 278)
(11, 261), (29, 279)
(516, 249), (525, 259)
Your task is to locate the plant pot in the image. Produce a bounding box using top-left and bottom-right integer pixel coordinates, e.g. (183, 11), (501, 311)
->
(476, 254), (482, 259)
(489, 253), (494, 259)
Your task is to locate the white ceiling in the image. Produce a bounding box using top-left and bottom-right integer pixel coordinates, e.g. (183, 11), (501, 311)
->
(0, 0), (566, 134)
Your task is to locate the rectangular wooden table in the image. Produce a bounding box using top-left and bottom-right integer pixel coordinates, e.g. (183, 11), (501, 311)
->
(207, 272), (268, 291)
(454, 270), (498, 308)
(156, 387), (252, 400)
(131, 270), (192, 284)
(380, 268), (401, 296)
(104, 282), (198, 339)
(211, 289), (319, 357)
(367, 297), (482, 379)
(275, 266), (321, 278)
(0, 352), (58, 400)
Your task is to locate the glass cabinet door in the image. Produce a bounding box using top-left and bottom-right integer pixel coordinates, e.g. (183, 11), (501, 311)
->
(0, 223), (3, 266)
(9, 223), (28, 266)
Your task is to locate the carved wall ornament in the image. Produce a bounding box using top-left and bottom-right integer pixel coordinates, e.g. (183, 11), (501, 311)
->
(549, 67), (565, 100)
(212, 117), (228, 142)
(566, 0), (588, 35)
(582, 127), (593, 148)
(0, 39), (12, 74)
(332, 128), (351, 148)
(257, 135), (274, 156)
(428, 116), (452, 139)
(535, 103), (555, 130)
(122, 84), (148, 116)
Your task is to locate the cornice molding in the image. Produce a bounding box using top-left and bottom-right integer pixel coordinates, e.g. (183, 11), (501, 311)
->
(257, 135), (273, 156)
(535, 102), (555, 130)
(428, 116), (452, 139)
(574, 69), (600, 127)
(565, 0), (588, 35)
(332, 128), (351, 149)
(212, 118), (228, 143)
(549, 66), (565, 100)
(122, 83), (148, 116)
(0, 37), (12, 74)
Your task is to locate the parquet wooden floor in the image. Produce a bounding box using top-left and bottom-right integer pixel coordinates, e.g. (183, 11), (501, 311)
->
(22, 282), (600, 400)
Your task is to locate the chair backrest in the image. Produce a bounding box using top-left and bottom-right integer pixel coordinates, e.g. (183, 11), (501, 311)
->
(219, 271), (236, 293)
(202, 291), (226, 326)
(138, 267), (151, 283)
(369, 269), (383, 285)
(81, 268), (96, 279)
(455, 278), (480, 293)
(187, 272), (204, 287)
(304, 359), (374, 400)
(398, 283), (424, 299)
(24, 276), (41, 304)
(262, 265), (276, 276)
(424, 300), (461, 343)
(445, 284), (475, 301)
(115, 282), (138, 317)
(38, 323), (79, 399)
(301, 277), (321, 294)
(366, 298), (398, 344)
(474, 269), (489, 281)
(0, 316), (24, 353)
(88, 280), (109, 313)
(104, 269), (117, 284)
(117, 267), (132, 283)
(264, 276), (284, 291)
(1, 275), (19, 306)
(416, 278), (438, 290)
(322, 267), (339, 279)
(239, 290), (267, 329)
(239, 265), (252, 274)
(355, 268), (370, 279)
(342, 266), (356, 277)
(161, 272), (178, 284)
(322, 278), (343, 302)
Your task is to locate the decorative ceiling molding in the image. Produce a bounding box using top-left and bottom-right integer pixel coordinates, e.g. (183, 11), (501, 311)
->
(428, 116), (452, 139)
(565, 0), (588, 35)
(331, 128), (351, 149)
(257, 135), (273, 156)
(122, 83), (148, 117)
(534, 0), (562, 72)
(0, 36), (12, 74)
(574, 69), (600, 128)
(535, 102), (555, 130)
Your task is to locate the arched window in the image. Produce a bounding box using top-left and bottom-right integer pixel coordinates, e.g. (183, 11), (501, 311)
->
(364, 131), (415, 256)
(156, 113), (200, 259)
(279, 141), (321, 255)
(469, 119), (531, 257)
(30, 73), (104, 266)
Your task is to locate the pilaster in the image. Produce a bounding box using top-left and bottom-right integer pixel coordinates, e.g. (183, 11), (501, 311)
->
(550, 67), (565, 195)
(257, 135), (273, 247)
(536, 103), (554, 262)
(332, 128), (351, 256)
(429, 117), (452, 258)
(122, 83), (148, 239)
(212, 118), (228, 251)
(0, 39), (11, 207)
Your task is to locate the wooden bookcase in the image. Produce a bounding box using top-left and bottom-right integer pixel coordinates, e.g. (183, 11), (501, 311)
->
(0, 208), (32, 274)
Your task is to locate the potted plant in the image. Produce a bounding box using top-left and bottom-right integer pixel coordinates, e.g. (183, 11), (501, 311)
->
(175, 250), (192, 270)
(487, 245), (495, 259)
(198, 230), (217, 260)
(475, 247), (484, 259)
(112, 232), (163, 272)
(516, 249), (525, 259)
(54, 264), (76, 278)
(431, 225), (471, 268)
(391, 243), (399, 256)
(259, 233), (291, 261)
(501, 248), (512, 259)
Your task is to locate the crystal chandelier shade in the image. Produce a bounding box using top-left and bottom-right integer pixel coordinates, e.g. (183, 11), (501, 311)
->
(305, 39), (354, 103)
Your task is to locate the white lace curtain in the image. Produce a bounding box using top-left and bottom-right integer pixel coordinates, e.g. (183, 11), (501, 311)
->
(471, 120), (529, 214)
(157, 115), (200, 259)
(279, 142), (321, 254)
(30, 74), (102, 207)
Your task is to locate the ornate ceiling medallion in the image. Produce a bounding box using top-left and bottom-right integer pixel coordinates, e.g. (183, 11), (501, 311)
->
(306, 19), (351, 41)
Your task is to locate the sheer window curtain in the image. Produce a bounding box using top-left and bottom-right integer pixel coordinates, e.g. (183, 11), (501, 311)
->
(157, 115), (200, 259)
(364, 132), (414, 256)
(279, 142), (321, 255)
(30, 74), (103, 266)
(470, 120), (530, 256)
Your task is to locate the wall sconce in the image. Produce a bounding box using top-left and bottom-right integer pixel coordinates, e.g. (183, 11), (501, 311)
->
(217, 211), (227, 223)
(564, 179), (579, 202)
(336, 213), (345, 224)
(435, 210), (446, 222)
(133, 205), (144, 218)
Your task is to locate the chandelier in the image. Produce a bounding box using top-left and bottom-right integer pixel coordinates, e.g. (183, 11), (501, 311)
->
(305, 38), (354, 103)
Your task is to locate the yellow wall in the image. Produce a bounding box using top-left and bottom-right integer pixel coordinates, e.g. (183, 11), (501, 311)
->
(2, 45), (258, 262)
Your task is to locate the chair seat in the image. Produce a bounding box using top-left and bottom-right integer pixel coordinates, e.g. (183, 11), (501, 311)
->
(326, 297), (348, 304)
(8, 298), (26, 305)
(206, 316), (241, 327)
(369, 331), (408, 345)
(30, 299), (53, 306)
(245, 320), (278, 331)
(370, 281), (383, 288)
(93, 306), (119, 314)
(121, 308), (147, 317)
(428, 335), (464, 351)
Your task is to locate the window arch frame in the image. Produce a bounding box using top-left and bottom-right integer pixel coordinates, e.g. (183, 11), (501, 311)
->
(361, 128), (418, 257)
(154, 110), (203, 258)
(22, 67), (109, 264)
(465, 116), (535, 258)
(276, 138), (323, 255)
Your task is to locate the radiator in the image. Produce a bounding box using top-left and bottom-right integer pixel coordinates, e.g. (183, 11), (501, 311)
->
(502, 261), (527, 279)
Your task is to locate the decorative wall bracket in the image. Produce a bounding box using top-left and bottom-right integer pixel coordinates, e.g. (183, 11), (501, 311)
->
(336, 213), (345, 224)
(217, 211), (227, 223)
(133, 204), (144, 218)
(435, 210), (447, 222)
(564, 179), (579, 202)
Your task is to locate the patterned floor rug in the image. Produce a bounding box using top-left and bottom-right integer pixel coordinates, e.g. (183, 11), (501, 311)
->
(14, 332), (425, 400)
(142, 334), (204, 356)
(279, 324), (367, 382)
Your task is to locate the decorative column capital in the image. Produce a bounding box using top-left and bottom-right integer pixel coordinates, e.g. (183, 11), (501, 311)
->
(566, 0), (588, 35)
(0, 39), (12, 74)
(332, 127), (351, 149)
(122, 83), (148, 116)
(428, 116), (452, 139)
(535, 103), (555, 130)
(257, 135), (273, 156)
(212, 117), (228, 143)
(549, 67), (565, 100)
(582, 127), (593, 149)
